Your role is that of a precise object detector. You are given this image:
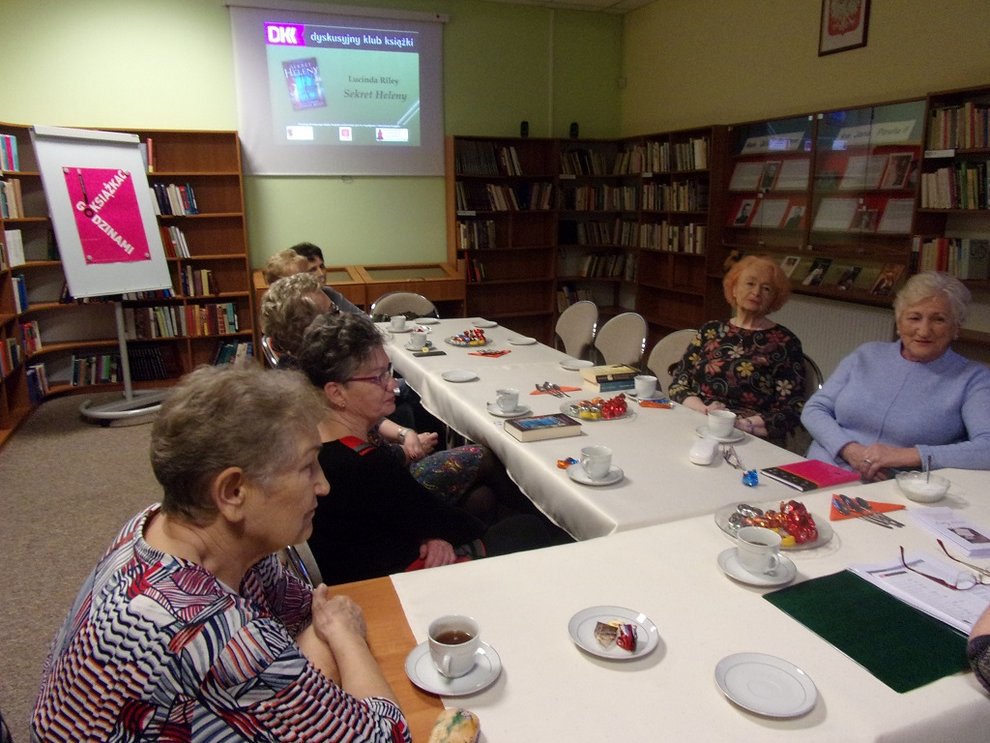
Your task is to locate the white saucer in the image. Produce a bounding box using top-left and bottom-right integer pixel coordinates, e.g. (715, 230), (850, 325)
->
(695, 425), (745, 443)
(472, 319), (498, 328)
(404, 640), (502, 697)
(389, 326), (414, 333)
(508, 336), (537, 345)
(486, 402), (531, 418)
(717, 548), (797, 587)
(568, 605), (659, 660)
(415, 317), (439, 325)
(441, 370), (479, 383)
(715, 652), (817, 718)
(559, 358), (594, 371)
(404, 341), (432, 351)
(567, 463), (624, 486)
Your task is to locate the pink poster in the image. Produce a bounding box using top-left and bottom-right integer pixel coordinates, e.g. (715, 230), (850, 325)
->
(62, 166), (151, 264)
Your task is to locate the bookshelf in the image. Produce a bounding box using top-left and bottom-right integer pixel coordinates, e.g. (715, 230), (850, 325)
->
(0, 124), (256, 446)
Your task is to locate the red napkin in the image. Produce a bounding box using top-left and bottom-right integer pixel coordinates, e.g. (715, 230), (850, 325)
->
(829, 497), (906, 521)
(530, 385), (582, 395)
(468, 349), (511, 358)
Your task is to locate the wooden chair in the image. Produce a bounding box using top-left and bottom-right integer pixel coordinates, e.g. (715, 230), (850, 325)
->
(282, 542), (323, 587)
(370, 292), (440, 323)
(645, 328), (697, 395)
(554, 300), (598, 359)
(593, 312), (647, 366)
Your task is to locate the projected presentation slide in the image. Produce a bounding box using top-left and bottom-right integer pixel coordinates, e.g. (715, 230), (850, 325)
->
(265, 21), (421, 147)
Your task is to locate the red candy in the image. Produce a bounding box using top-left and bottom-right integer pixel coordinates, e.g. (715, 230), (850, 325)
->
(616, 623), (637, 652)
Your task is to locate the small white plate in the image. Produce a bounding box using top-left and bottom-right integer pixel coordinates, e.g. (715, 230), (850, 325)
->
(472, 319), (498, 328)
(415, 317), (440, 325)
(568, 605), (659, 660)
(695, 425), (745, 443)
(559, 358), (594, 371)
(714, 652), (817, 718)
(403, 341), (433, 351)
(404, 640), (502, 697)
(567, 463), (624, 486)
(508, 336), (537, 345)
(486, 402), (531, 418)
(717, 548), (797, 587)
(441, 370), (479, 383)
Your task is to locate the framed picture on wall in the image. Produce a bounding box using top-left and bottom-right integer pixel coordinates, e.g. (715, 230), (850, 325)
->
(818, 0), (870, 56)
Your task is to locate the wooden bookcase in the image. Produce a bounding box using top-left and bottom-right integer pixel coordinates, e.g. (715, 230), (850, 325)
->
(0, 124), (256, 447)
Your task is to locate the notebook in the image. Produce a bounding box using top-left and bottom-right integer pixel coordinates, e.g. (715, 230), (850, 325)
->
(761, 459), (860, 492)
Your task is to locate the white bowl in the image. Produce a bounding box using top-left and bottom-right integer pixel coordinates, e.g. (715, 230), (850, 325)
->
(895, 471), (949, 503)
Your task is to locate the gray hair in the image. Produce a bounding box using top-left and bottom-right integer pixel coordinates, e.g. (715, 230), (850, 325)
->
(261, 273), (327, 356)
(296, 312), (385, 389)
(893, 271), (970, 327)
(150, 365), (326, 524)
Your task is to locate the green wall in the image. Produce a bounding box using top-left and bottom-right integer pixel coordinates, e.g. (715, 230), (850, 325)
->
(0, 0), (623, 267)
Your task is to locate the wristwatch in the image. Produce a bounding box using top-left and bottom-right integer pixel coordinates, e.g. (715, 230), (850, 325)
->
(396, 427), (410, 443)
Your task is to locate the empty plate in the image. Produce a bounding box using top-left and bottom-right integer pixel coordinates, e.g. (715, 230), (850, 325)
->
(714, 652), (817, 717)
(472, 319), (498, 328)
(441, 370), (478, 383)
(415, 317), (440, 325)
(508, 336), (537, 345)
(559, 358), (594, 371)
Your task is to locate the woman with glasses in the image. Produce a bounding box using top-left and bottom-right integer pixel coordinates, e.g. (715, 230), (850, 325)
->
(296, 312), (566, 585)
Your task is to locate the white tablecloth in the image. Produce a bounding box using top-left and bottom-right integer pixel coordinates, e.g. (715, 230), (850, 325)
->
(387, 318), (858, 539)
(392, 469), (990, 742)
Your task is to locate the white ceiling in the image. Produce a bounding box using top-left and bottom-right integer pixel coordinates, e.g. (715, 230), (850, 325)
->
(483, 0), (654, 13)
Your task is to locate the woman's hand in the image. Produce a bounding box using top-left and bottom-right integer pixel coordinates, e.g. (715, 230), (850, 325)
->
(840, 442), (921, 482)
(310, 584), (368, 644)
(736, 415), (767, 438)
(682, 396), (727, 415)
(419, 539), (457, 568)
(403, 431), (438, 462)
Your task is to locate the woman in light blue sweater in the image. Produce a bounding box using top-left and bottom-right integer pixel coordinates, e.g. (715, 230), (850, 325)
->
(803, 272), (990, 480)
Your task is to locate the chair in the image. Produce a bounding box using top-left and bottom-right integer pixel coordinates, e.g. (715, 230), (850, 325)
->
(370, 292), (440, 323)
(260, 334), (281, 368)
(645, 328), (697, 395)
(282, 542), (323, 587)
(592, 312), (647, 366)
(784, 354), (825, 455)
(554, 300), (598, 359)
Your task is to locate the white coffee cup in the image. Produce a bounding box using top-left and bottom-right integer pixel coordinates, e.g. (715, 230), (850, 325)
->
(408, 330), (428, 350)
(496, 387), (519, 412)
(428, 615), (481, 678)
(390, 315), (407, 331)
(634, 374), (658, 399)
(707, 409), (737, 438)
(580, 444), (613, 480)
(735, 526), (782, 576)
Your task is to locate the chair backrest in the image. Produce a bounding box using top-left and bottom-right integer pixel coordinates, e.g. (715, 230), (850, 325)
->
(593, 312), (648, 366)
(260, 335), (281, 368)
(370, 292), (439, 323)
(282, 542), (323, 587)
(554, 300), (598, 359)
(646, 328), (697, 394)
(784, 353), (825, 456)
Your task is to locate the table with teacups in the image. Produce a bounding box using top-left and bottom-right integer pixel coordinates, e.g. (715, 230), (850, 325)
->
(345, 467), (990, 742)
(385, 318), (850, 539)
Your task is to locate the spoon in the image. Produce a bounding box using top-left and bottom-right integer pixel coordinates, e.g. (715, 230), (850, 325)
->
(736, 503), (763, 518)
(854, 495), (904, 527)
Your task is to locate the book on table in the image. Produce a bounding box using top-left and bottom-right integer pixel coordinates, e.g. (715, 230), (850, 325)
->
(504, 413), (582, 442)
(580, 364), (637, 392)
(760, 459), (860, 492)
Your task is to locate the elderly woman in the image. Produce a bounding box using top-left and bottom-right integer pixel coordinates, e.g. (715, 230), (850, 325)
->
(668, 255), (806, 444)
(802, 271), (990, 480)
(296, 312), (565, 585)
(32, 366), (409, 741)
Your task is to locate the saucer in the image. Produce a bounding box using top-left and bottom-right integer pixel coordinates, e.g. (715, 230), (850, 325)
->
(415, 317), (439, 325)
(717, 548), (796, 587)
(441, 370), (479, 383)
(487, 402), (530, 418)
(472, 319), (498, 328)
(567, 463), (624, 486)
(404, 341), (433, 351)
(695, 425), (745, 443)
(568, 605), (659, 660)
(715, 652), (817, 718)
(508, 336), (537, 345)
(559, 358), (594, 371)
(404, 640), (502, 697)
(389, 326), (414, 333)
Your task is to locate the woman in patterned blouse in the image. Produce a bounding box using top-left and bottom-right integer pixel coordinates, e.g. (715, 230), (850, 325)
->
(668, 255), (806, 445)
(32, 365), (409, 742)
(970, 602), (990, 693)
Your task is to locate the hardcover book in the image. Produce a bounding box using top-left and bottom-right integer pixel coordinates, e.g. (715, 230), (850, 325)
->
(504, 413), (583, 442)
(760, 459), (860, 492)
(580, 364), (638, 384)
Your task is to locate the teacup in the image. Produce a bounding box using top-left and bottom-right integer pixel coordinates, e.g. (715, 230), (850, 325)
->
(390, 315), (407, 331)
(496, 387), (519, 412)
(408, 330), (428, 350)
(428, 615), (481, 678)
(707, 409), (737, 438)
(634, 374), (658, 398)
(735, 525), (782, 576)
(580, 444), (613, 480)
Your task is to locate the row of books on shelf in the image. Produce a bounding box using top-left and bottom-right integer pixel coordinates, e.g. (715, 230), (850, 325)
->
(212, 339), (254, 366)
(149, 182), (199, 216)
(179, 266), (218, 297)
(559, 148), (617, 177)
(562, 219), (638, 247)
(915, 237), (990, 279)
(26, 363), (49, 404)
(123, 302), (240, 340)
(574, 251), (635, 281)
(0, 178), (24, 218)
(560, 184), (638, 212)
(556, 284), (596, 312)
(780, 255), (905, 296)
(641, 180), (709, 212)
(465, 259), (487, 283)
(160, 225), (191, 258)
(130, 345), (182, 381)
(454, 141), (525, 177)
(920, 161), (989, 210)
(0, 134), (21, 172)
(613, 137), (710, 175)
(927, 101), (990, 150)
(0, 336), (22, 377)
(120, 288), (174, 301)
(455, 219), (497, 251)
(730, 196), (913, 234)
(454, 181), (553, 211)
(71, 352), (121, 386)
(639, 221), (707, 254)
(729, 158), (810, 193)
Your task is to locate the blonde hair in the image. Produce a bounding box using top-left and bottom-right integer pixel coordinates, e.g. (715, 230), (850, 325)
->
(261, 273), (328, 356)
(262, 249), (309, 284)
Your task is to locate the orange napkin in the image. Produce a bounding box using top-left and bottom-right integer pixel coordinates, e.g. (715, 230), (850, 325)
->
(467, 350), (511, 358)
(829, 496), (906, 521)
(530, 385), (582, 395)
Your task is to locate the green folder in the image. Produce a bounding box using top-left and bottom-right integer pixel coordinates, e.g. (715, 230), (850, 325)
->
(763, 570), (969, 693)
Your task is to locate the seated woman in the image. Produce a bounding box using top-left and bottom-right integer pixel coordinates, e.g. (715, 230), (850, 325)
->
(969, 602), (990, 693)
(802, 271), (990, 480)
(32, 366), (409, 742)
(296, 312), (568, 585)
(667, 255), (806, 445)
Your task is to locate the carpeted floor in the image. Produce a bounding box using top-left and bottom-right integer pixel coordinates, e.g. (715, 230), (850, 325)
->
(0, 393), (160, 742)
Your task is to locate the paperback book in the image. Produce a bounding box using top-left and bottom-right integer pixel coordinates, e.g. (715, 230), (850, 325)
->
(504, 413), (583, 442)
(760, 459), (860, 492)
(580, 364), (638, 392)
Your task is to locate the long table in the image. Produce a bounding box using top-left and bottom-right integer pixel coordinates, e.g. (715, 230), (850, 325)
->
(386, 318), (847, 539)
(346, 468), (990, 742)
